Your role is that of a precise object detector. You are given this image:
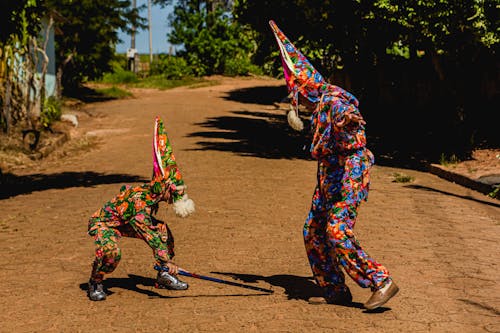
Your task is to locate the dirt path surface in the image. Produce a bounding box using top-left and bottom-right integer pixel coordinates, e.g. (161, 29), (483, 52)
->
(1, 77), (499, 333)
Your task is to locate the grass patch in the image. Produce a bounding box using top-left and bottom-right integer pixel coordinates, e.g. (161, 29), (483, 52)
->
(101, 70), (139, 84)
(392, 172), (415, 183)
(95, 73), (217, 92)
(439, 153), (460, 167)
(132, 76), (216, 90)
(488, 186), (499, 199)
(95, 86), (132, 99)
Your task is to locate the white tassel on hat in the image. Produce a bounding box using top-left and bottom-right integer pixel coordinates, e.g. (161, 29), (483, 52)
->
(172, 194), (195, 218)
(287, 105), (304, 131)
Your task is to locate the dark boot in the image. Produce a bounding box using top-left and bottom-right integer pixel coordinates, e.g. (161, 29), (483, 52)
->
(88, 279), (106, 301)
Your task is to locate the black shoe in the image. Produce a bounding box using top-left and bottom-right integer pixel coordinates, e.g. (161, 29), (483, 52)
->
(88, 280), (106, 301)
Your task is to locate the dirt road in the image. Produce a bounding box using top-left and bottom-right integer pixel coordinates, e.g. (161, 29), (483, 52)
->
(1, 77), (499, 332)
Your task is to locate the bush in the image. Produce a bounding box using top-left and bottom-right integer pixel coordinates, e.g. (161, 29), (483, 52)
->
(40, 96), (61, 129)
(149, 55), (192, 79)
(110, 54), (128, 72)
(224, 56), (263, 77)
(101, 69), (138, 84)
(95, 86), (132, 99)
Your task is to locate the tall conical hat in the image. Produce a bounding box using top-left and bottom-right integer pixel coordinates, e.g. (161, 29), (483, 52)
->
(152, 116), (195, 217)
(269, 20), (328, 104)
(269, 20), (359, 131)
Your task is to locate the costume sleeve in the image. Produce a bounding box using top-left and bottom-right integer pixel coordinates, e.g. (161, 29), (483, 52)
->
(310, 101), (342, 159)
(331, 102), (351, 126)
(311, 98), (366, 158)
(331, 101), (367, 152)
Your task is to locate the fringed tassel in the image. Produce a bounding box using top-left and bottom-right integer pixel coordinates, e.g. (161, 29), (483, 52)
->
(172, 194), (195, 218)
(287, 106), (304, 131)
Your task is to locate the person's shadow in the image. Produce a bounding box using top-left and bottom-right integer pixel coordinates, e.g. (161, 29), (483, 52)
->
(209, 272), (369, 310)
(79, 274), (273, 299)
(80, 272), (390, 312)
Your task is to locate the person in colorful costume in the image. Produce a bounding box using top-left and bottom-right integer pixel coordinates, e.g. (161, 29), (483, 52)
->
(87, 116), (195, 301)
(269, 20), (399, 310)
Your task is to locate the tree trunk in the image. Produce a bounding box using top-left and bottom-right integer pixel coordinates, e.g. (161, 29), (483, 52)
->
(56, 53), (73, 100)
(3, 75), (12, 134)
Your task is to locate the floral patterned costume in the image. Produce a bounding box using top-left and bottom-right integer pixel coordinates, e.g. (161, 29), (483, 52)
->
(88, 117), (195, 282)
(270, 21), (391, 298)
(88, 184), (175, 279)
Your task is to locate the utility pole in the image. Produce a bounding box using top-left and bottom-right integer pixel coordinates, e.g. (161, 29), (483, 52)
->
(148, 0), (153, 65)
(128, 0), (138, 73)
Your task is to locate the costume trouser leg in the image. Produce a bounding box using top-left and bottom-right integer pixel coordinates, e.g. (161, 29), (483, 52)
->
(304, 151), (390, 292)
(304, 194), (390, 292)
(304, 187), (347, 293)
(89, 217), (174, 281)
(325, 201), (390, 290)
(89, 224), (122, 282)
(125, 215), (175, 267)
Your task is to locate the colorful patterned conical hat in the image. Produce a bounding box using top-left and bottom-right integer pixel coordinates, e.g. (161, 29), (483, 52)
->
(151, 116), (195, 218)
(152, 116), (185, 201)
(269, 20), (360, 131)
(269, 20), (329, 105)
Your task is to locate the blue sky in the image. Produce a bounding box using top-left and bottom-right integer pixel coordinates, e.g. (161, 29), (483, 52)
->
(116, 1), (174, 54)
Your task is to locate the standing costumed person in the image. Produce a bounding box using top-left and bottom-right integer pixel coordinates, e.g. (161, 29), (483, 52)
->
(86, 116), (195, 301)
(269, 20), (399, 310)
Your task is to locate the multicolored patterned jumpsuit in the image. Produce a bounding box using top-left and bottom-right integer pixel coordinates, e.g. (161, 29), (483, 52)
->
(88, 183), (175, 282)
(268, 19), (392, 298)
(304, 88), (391, 297)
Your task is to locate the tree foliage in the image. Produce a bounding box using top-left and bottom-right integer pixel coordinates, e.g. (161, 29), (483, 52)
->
(233, 0), (499, 155)
(168, 0), (258, 76)
(234, 0), (498, 74)
(0, 0), (44, 45)
(44, 0), (141, 90)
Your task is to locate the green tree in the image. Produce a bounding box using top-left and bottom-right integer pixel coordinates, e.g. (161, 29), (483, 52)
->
(0, 0), (43, 45)
(233, 0), (499, 157)
(168, 0), (258, 76)
(45, 0), (142, 91)
(234, 0), (498, 75)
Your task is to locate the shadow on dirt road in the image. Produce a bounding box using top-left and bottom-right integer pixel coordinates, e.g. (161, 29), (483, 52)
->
(0, 171), (147, 199)
(190, 85), (450, 170)
(79, 274), (274, 300)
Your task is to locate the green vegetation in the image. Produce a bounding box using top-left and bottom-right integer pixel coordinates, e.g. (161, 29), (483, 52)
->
(392, 173), (415, 183)
(101, 70), (139, 84)
(40, 96), (62, 129)
(149, 55), (192, 79)
(224, 56), (262, 77)
(1, 0), (498, 160)
(233, 0), (499, 157)
(98, 52), (216, 91)
(168, 0), (261, 76)
(44, 0), (142, 91)
(132, 76), (215, 90)
(1, 1), (49, 133)
(94, 86), (132, 99)
(488, 187), (499, 199)
(439, 153), (460, 167)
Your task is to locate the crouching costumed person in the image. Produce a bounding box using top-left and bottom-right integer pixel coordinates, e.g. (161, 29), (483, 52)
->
(86, 116), (195, 301)
(269, 20), (399, 310)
